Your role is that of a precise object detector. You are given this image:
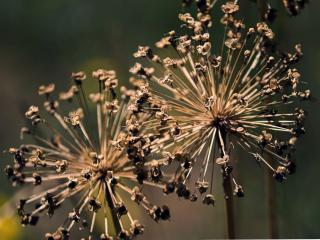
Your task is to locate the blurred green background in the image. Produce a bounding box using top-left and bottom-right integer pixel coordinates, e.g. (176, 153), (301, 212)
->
(0, 0), (319, 239)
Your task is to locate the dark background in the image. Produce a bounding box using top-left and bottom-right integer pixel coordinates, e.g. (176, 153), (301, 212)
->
(0, 1), (319, 239)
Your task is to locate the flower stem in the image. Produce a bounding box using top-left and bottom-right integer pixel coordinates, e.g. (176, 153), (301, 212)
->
(223, 173), (235, 239)
(266, 169), (279, 238)
(105, 185), (122, 235)
(219, 129), (236, 238)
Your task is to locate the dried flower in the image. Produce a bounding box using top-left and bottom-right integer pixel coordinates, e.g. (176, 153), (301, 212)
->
(5, 70), (171, 239)
(130, 2), (309, 203)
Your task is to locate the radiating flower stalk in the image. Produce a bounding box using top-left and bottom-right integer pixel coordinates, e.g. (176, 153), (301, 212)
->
(130, 1), (310, 238)
(4, 71), (172, 240)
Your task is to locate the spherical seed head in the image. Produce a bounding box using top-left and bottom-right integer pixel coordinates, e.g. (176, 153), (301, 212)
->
(6, 70), (172, 239)
(130, 2), (309, 203)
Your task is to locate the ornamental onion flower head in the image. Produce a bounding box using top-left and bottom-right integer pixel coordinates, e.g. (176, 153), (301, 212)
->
(4, 70), (171, 240)
(129, 1), (310, 204)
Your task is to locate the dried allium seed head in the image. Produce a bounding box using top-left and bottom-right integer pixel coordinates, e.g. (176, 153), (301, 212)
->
(130, 3), (309, 204)
(5, 70), (172, 239)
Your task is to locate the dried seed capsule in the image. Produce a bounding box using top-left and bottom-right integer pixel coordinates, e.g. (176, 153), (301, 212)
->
(196, 181), (209, 194)
(202, 194), (215, 206)
(273, 166), (287, 182)
(163, 181), (176, 194)
(234, 185), (244, 197)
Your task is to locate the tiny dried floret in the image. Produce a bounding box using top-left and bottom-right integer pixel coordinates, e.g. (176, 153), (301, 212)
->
(221, 1), (239, 14)
(38, 83), (55, 96)
(234, 185), (244, 197)
(71, 71), (86, 84)
(256, 22), (274, 39)
(59, 85), (78, 101)
(25, 105), (39, 119)
(202, 194), (215, 206)
(64, 108), (84, 126)
(196, 181), (209, 194)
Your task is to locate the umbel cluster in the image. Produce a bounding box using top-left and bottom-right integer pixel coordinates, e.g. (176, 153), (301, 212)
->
(4, 1), (310, 240)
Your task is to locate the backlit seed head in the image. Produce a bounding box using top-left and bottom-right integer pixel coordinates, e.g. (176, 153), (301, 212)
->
(5, 70), (172, 239)
(130, 2), (309, 205)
